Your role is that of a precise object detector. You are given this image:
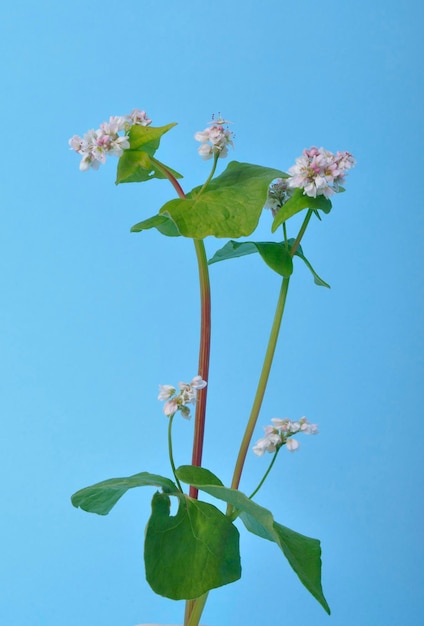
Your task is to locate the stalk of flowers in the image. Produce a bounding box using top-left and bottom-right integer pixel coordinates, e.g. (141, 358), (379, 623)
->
(68, 108), (152, 171)
(253, 417), (318, 456)
(158, 375), (207, 419)
(286, 146), (356, 199)
(194, 114), (234, 160)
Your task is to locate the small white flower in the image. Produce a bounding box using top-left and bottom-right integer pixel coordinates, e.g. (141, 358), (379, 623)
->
(158, 384), (176, 401)
(253, 430), (282, 456)
(163, 399), (179, 417)
(191, 375), (207, 390)
(286, 438), (300, 452)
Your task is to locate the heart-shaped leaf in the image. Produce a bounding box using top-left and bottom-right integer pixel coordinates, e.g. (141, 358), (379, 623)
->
(159, 161), (285, 238)
(145, 491), (241, 599)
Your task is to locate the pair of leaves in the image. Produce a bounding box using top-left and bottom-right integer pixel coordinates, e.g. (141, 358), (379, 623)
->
(71, 467), (330, 613)
(176, 466), (330, 614)
(208, 239), (330, 288)
(131, 161), (286, 239)
(115, 123), (182, 184)
(72, 472), (240, 600)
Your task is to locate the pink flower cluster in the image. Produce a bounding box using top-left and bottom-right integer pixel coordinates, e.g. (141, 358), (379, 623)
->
(158, 375), (207, 419)
(287, 146), (356, 199)
(194, 115), (234, 160)
(253, 417), (318, 456)
(69, 109), (152, 171)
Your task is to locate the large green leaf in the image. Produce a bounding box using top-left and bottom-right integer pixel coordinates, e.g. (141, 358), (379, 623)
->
(158, 161), (285, 238)
(176, 465), (330, 614)
(71, 472), (178, 515)
(272, 188), (332, 233)
(130, 213), (181, 237)
(144, 492), (241, 600)
(208, 240), (293, 277)
(115, 123), (182, 184)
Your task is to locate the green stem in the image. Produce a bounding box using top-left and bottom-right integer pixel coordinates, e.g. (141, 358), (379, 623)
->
(229, 208), (314, 499)
(196, 153), (219, 197)
(229, 276), (290, 494)
(185, 593), (209, 626)
(168, 414), (183, 492)
(290, 209), (313, 257)
(248, 448), (280, 501)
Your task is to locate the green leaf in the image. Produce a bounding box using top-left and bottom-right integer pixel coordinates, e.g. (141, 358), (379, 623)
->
(288, 239), (330, 288)
(71, 472), (178, 516)
(159, 161), (285, 238)
(208, 240), (293, 277)
(177, 465), (330, 614)
(130, 214), (181, 237)
(144, 492), (241, 600)
(272, 189), (332, 233)
(115, 123), (182, 184)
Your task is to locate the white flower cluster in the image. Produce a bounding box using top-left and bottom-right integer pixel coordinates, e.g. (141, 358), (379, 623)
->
(158, 375), (207, 419)
(286, 146), (356, 199)
(253, 417), (318, 456)
(194, 115), (234, 160)
(69, 108), (152, 171)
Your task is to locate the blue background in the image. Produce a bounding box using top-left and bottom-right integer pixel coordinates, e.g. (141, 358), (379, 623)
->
(1, 1), (423, 625)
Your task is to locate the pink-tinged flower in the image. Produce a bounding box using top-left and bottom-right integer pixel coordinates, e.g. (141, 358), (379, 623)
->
(286, 438), (300, 452)
(190, 375), (207, 390)
(158, 384), (176, 401)
(163, 399), (179, 417)
(126, 108), (152, 127)
(286, 146), (355, 199)
(195, 114), (234, 160)
(69, 108), (152, 171)
(253, 416), (318, 456)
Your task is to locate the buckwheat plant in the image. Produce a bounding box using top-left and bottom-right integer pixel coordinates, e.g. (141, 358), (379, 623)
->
(69, 109), (355, 626)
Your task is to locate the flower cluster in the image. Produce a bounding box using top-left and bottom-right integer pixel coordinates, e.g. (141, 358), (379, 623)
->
(194, 114), (234, 160)
(158, 375), (207, 419)
(69, 108), (152, 171)
(286, 146), (356, 199)
(264, 177), (293, 216)
(253, 417), (318, 456)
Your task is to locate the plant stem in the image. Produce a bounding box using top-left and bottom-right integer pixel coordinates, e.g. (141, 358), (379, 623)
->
(151, 157), (212, 626)
(190, 239), (211, 499)
(168, 414), (183, 492)
(196, 154), (219, 197)
(150, 157), (212, 499)
(229, 208), (314, 498)
(229, 276), (291, 494)
(290, 209), (313, 257)
(248, 448), (280, 500)
(185, 593), (208, 626)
